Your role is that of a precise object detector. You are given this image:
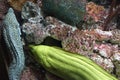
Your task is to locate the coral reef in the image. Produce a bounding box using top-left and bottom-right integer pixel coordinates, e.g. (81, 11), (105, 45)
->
(62, 29), (120, 73)
(86, 2), (105, 22)
(85, 1), (120, 30)
(21, 2), (120, 75)
(22, 11), (120, 75)
(2, 1), (119, 80)
(1, 0), (120, 79)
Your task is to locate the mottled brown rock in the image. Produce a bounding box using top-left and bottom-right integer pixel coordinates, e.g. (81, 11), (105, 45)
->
(62, 29), (120, 74)
(22, 22), (48, 44)
(0, 0), (9, 23)
(8, 0), (36, 11)
(46, 72), (63, 80)
(46, 16), (74, 41)
(86, 2), (105, 22)
(20, 66), (45, 80)
(0, 0), (8, 13)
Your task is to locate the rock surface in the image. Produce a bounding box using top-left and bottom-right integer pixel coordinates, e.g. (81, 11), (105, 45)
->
(42, 0), (86, 26)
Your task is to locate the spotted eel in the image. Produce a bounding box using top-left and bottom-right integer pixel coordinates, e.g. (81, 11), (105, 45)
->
(3, 8), (25, 80)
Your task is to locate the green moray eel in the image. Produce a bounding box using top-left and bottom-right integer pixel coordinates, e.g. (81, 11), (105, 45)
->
(3, 8), (25, 80)
(29, 45), (118, 80)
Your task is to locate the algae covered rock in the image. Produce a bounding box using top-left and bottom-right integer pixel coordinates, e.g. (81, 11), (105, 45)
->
(22, 1), (44, 23)
(42, 0), (86, 26)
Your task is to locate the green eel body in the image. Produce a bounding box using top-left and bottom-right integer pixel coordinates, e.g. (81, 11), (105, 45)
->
(29, 45), (118, 80)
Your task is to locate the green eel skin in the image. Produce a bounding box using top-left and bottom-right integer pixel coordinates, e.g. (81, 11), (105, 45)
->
(29, 45), (118, 80)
